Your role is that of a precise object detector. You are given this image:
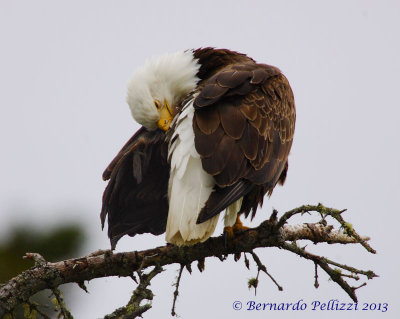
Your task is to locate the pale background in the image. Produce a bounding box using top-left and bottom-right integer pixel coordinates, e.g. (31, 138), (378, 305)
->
(1, 0), (399, 318)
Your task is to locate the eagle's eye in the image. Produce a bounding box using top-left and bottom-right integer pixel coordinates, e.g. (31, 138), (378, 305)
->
(154, 99), (162, 109)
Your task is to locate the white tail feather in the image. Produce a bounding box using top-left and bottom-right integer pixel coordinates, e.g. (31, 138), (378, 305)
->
(224, 198), (243, 227)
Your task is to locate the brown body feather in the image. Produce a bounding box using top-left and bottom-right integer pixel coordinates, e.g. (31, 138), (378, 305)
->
(192, 48), (296, 223)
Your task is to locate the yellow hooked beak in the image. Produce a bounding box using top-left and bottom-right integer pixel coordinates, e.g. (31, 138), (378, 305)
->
(155, 99), (174, 131)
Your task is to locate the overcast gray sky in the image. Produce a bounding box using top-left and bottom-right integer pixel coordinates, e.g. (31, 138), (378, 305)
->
(1, 0), (399, 318)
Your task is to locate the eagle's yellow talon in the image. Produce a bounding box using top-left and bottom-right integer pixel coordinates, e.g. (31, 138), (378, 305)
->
(232, 216), (250, 232)
(224, 226), (234, 239)
(224, 215), (249, 239)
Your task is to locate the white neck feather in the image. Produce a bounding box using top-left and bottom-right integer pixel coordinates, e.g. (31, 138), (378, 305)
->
(126, 50), (200, 129)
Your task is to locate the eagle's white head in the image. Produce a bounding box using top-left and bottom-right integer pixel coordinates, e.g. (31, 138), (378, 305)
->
(126, 50), (200, 131)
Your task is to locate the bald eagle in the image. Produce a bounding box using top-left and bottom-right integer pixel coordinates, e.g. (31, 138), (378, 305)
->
(101, 48), (295, 249)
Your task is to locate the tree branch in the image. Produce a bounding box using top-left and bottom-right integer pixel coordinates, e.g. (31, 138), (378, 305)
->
(0, 204), (377, 318)
(104, 265), (163, 319)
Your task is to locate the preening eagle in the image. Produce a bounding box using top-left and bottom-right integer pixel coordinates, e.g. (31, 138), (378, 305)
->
(101, 48), (295, 248)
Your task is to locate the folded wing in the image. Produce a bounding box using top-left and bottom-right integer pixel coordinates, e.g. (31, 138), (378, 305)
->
(101, 127), (169, 249)
(194, 63), (296, 223)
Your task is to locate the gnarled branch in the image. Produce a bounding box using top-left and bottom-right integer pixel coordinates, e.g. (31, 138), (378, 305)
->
(0, 204), (377, 318)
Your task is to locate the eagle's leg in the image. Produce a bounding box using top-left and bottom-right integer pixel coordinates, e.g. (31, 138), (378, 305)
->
(223, 215), (250, 241)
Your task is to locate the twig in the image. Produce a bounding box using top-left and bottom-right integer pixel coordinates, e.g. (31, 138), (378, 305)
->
(171, 264), (184, 317)
(137, 253), (158, 279)
(276, 204), (375, 253)
(104, 265), (164, 319)
(250, 251), (283, 292)
(197, 258), (205, 272)
(280, 241), (376, 302)
(52, 287), (73, 319)
(77, 281), (89, 293)
(244, 253), (250, 270)
(340, 273), (360, 280)
(314, 262), (319, 288)
(185, 262), (192, 274)
(23, 252), (47, 267)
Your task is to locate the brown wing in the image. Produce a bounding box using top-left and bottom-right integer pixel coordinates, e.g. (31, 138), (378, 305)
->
(102, 127), (148, 181)
(194, 63), (295, 223)
(101, 127), (169, 249)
